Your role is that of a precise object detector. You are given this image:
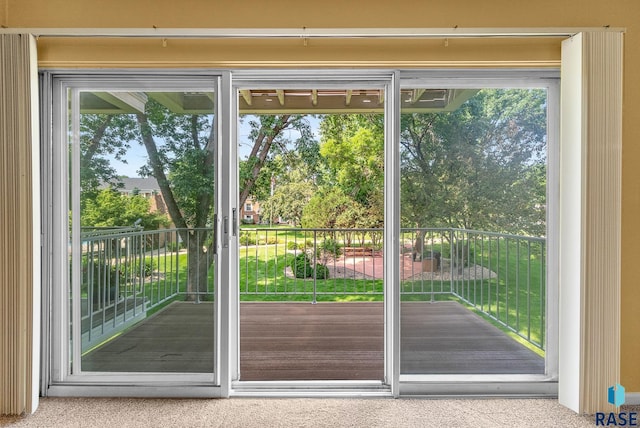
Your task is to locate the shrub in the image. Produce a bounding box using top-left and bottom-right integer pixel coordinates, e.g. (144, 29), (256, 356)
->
(288, 252), (330, 279)
(319, 238), (342, 258)
(134, 258), (156, 277)
(287, 241), (299, 250)
(289, 252), (313, 278)
(81, 259), (123, 306)
(239, 232), (257, 246)
(266, 236), (279, 245)
(314, 263), (330, 279)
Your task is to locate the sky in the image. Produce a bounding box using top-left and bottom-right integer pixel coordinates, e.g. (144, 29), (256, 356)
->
(109, 115), (321, 178)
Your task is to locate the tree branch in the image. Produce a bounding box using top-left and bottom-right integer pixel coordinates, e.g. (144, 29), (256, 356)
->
(239, 115), (291, 209)
(81, 115), (113, 164)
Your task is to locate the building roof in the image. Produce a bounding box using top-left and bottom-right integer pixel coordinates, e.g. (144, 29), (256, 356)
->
(114, 177), (161, 193)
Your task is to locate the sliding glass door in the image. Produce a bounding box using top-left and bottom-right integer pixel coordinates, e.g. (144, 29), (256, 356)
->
(51, 77), (220, 384)
(398, 77), (558, 383)
(231, 75), (394, 387)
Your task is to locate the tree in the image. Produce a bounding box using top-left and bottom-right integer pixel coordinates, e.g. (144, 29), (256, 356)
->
(79, 104), (317, 300)
(78, 114), (139, 208)
(260, 161), (317, 226)
(320, 128), (384, 205)
(400, 89), (547, 236)
(132, 99), (217, 299)
(238, 115), (316, 210)
(317, 114), (385, 231)
(81, 188), (168, 230)
(78, 98), (215, 299)
(301, 188), (352, 229)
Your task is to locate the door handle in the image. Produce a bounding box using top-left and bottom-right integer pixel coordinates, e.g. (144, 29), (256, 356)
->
(223, 216), (229, 248)
(232, 208), (237, 236)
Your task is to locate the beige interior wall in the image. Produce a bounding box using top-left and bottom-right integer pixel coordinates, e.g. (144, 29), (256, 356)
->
(33, 37), (562, 68)
(0, 1), (6, 25)
(3, 0), (640, 392)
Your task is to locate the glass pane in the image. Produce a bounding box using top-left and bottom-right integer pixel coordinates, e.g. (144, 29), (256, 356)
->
(68, 89), (216, 373)
(237, 88), (385, 381)
(399, 88), (547, 375)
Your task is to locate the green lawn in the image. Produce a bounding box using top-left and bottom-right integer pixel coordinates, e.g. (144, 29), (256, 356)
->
(239, 244), (383, 301)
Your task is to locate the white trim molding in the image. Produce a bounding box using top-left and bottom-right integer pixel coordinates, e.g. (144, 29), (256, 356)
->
(0, 26), (627, 39)
(626, 393), (640, 406)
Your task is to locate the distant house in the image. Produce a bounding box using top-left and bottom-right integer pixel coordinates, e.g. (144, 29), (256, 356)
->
(116, 177), (169, 216)
(241, 197), (286, 225)
(240, 198), (261, 224)
(117, 177), (160, 198)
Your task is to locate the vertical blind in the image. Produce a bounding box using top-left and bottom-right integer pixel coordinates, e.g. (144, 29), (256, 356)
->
(580, 31), (623, 414)
(0, 34), (39, 415)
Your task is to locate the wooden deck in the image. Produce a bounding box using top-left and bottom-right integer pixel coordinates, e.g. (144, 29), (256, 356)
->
(240, 302), (384, 381)
(82, 301), (544, 378)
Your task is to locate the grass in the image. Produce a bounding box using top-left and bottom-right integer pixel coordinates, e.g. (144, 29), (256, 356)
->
(239, 244), (383, 301)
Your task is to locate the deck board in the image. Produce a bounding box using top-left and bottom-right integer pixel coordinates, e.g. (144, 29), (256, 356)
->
(240, 302), (384, 381)
(82, 301), (544, 378)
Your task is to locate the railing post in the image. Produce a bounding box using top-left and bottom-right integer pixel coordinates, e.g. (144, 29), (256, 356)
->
(196, 229), (201, 304)
(312, 229), (317, 304)
(449, 228), (454, 296)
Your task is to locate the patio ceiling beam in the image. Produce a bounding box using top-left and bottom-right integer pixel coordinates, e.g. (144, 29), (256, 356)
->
(240, 90), (253, 106)
(411, 89), (426, 105)
(0, 27), (625, 38)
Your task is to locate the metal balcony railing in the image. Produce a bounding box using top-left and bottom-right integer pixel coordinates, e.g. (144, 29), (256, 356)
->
(78, 227), (214, 351)
(76, 226), (545, 352)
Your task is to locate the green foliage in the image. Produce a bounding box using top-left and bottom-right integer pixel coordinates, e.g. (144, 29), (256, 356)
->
(400, 89), (547, 236)
(135, 258), (157, 277)
(81, 188), (169, 230)
(301, 188), (352, 229)
(314, 263), (330, 280)
(78, 114), (139, 207)
(288, 252), (329, 279)
(239, 232), (257, 246)
(166, 241), (185, 252)
(320, 128), (384, 206)
(265, 236), (279, 245)
(239, 232), (280, 246)
(319, 238), (342, 258)
(316, 115), (385, 230)
(286, 241), (299, 250)
(260, 160), (317, 227)
(288, 252), (313, 278)
(239, 115), (319, 204)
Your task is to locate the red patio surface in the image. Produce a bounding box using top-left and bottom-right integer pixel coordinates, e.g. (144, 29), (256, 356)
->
(332, 252), (430, 280)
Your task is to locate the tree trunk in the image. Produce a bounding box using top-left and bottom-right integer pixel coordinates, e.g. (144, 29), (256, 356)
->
(185, 230), (214, 301)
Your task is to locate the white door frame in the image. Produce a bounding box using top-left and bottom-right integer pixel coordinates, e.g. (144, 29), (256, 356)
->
(41, 67), (563, 399)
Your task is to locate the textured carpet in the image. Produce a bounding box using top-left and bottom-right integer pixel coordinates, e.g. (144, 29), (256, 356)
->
(0, 397), (606, 427)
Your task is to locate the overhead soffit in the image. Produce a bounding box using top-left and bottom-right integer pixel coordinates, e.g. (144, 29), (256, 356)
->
(81, 88), (478, 114)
